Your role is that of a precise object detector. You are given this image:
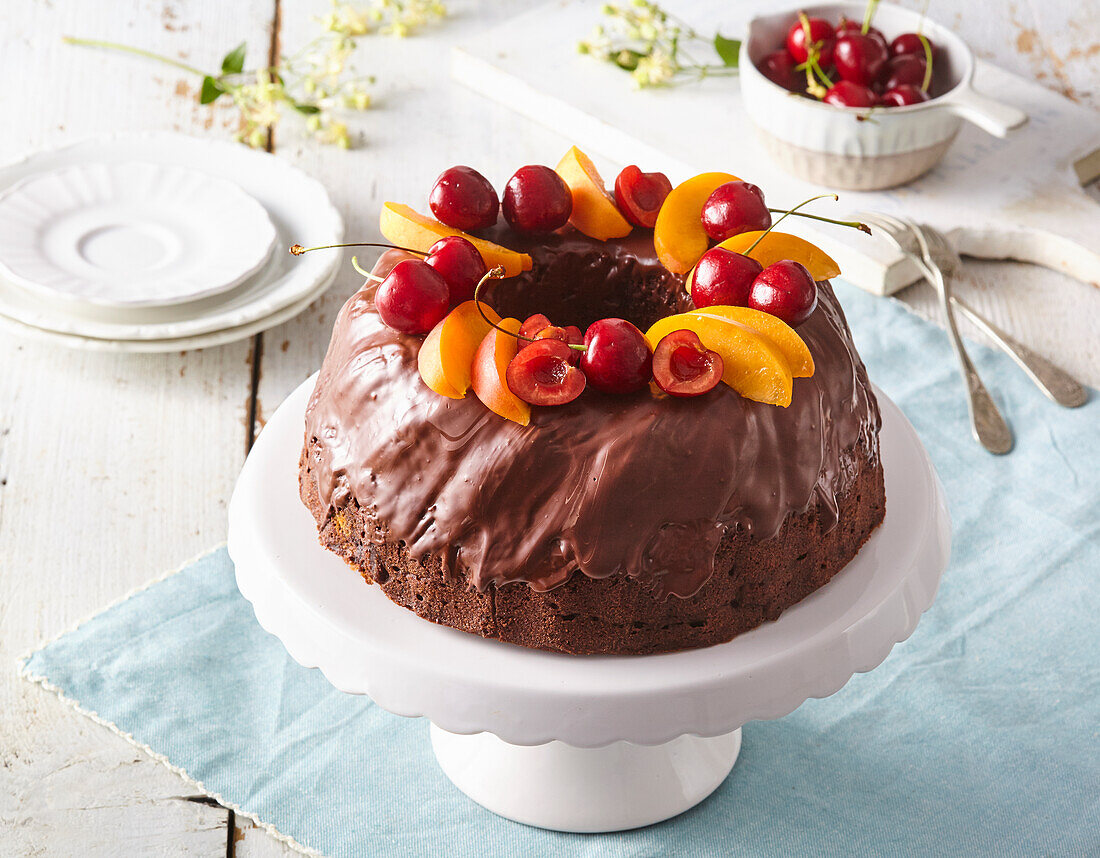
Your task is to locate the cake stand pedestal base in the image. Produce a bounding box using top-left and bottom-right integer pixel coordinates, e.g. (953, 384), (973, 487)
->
(430, 725), (740, 832)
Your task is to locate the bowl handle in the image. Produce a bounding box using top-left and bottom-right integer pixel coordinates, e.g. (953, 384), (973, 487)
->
(943, 88), (1028, 137)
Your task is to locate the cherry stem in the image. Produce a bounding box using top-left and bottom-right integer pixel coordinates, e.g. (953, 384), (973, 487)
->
(767, 208), (871, 234)
(798, 13), (828, 99)
(473, 268), (586, 352)
(861, 0), (881, 35)
(748, 194), (847, 254)
(350, 256), (383, 283)
(289, 241), (428, 257)
(919, 34), (934, 92)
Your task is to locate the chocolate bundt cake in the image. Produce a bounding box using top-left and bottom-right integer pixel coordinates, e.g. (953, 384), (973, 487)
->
(299, 216), (884, 655)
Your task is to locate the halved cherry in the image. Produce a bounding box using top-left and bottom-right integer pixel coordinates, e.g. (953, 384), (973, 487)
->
(518, 313), (551, 340)
(506, 338), (586, 406)
(518, 313), (583, 364)
(652, 329), (724, 397)
(613, 165), (673, 229)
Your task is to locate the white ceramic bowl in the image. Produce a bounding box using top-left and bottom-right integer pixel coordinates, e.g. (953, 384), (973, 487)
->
(739, 2), (1028, 189)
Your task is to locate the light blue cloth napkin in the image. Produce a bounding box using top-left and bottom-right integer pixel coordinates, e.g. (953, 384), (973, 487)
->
(21, 283), (1100, 857)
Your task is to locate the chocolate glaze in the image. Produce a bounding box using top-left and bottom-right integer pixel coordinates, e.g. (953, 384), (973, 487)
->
(303, 228), (880, 600)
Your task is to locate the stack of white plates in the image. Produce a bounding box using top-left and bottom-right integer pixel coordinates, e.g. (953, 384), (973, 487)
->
(0, 133), (343, 352)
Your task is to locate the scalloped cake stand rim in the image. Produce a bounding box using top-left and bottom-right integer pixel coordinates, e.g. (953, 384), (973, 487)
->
(227, 373), (950, 750)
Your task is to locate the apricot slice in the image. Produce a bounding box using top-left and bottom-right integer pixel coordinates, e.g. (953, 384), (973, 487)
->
(555, 146), (633, 241)
(380, 202), (532, 278)
(419, 300), (502, 399)
(644, 312), (793, 407)
(653, 172), (739, 274)
(690, 306), (814, 378)
(471, 317), (531, 426)
(712, 231), (841, 281)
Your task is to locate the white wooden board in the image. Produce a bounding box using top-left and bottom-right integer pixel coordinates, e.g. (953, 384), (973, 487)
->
(451, 0), (1100, 295)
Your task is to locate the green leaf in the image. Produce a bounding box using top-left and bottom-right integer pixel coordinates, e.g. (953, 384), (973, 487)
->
(293, 102), (321, 115)
(200, 75), (226, 104)
(221, 42), (246, 75)
(713, 33), (741, 68)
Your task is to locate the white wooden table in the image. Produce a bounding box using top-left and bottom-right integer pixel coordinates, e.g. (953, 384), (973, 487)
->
(1, 1), (1097, 854)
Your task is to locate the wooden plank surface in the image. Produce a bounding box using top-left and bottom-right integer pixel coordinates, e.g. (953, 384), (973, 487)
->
(0, 0), (277, 855)
(1, 1), (1098, 857)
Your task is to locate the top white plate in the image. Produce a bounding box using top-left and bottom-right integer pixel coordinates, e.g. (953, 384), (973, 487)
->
(229, 377), (951, 748)
(0, 161), (276, 308)
(0, 133), (343, 343)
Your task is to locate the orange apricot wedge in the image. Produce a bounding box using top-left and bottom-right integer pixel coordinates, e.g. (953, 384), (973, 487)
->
(419, 300), (502, 399)
(644, 312), (793, 407)
(712, 231), (841, 281)
(690, 306), (814, 378)
(653, 172), (740, 275)
(555, 146), (633, 241)
(471, 317), (531, 426)
(380, 202), (532, 278)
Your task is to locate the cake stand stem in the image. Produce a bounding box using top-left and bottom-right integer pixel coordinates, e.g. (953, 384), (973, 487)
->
(429, 724), (741, 833)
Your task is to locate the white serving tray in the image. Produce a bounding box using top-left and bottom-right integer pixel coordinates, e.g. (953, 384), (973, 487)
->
(451, 0), (1100, 295)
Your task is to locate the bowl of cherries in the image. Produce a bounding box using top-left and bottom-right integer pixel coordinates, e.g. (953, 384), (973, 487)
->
(739, 1), (1027, 190)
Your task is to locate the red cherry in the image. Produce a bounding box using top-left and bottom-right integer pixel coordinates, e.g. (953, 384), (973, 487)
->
(835, 19), (887, 50)
(613, 165), (672, 228)
(652, 329), (724, 397)
(880, 84), (930, 107)
(579, 318), (652, 394)
(700, 181), (771, 242)
(691, 247), (763, 309)
(428, 166), (499, 232)
(834, 33), (888, 85)
(425, 236), (487, 304)
(506, 338), (586, 406)
(375, 259), (451, 334)
(748, 260), (818, 326)
(786, 17), (835, 65)
(834, 16), (859, 36)
(502, 165), (572, 234)
(824, 80), (877, 108)
(759, 49), (801, 91)
(518, 314), (583, 364)
(891, 32), (933, 57)
(881, 54), (926, 91)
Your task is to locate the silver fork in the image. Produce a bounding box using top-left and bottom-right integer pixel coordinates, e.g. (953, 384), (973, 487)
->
(860, 212), (1013, 454)
(918, 224), (1087, 409)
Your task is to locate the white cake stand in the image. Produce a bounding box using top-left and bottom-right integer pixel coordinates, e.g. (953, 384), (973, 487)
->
(227, 375), (950, 833)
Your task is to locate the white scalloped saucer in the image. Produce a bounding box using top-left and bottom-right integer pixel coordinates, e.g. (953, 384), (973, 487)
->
(0, 161), (276, 307)
(228, 375), (950, 832)
(0, 133), (343, 350)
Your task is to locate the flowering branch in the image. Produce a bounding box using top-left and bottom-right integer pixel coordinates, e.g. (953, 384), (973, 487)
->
(63, 0), (447, 149)
(578, 1), (739, 89)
